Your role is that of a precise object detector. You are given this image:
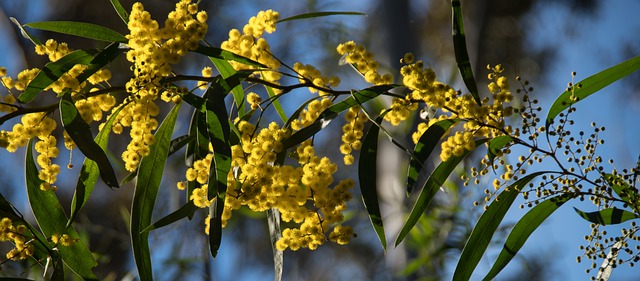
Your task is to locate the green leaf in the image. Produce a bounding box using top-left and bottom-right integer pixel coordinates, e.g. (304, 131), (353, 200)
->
(109, 0), (129, 24)
(0, 193), (53, 262)
(359, 115), (387, 251)
(282, 85), (396, 149)
(68, 104), (124, 226)
(19, 49), (98, 103)
(130, 103), (181, 280)
(546, 55), (640, 127)
(169, 134), (196, 156)
(277, 11), (366, 23)
(265, 84), (288, 123)
(209, 58), (248, 114)
(197, 45), (266, 68)
(10, 17), (41, 45)
(396, 139), (488, 246)
(25, 21), (127, 42)
(451, 0), (481, 105)
(25, 139), (98, 280)
(60, 92), (119, 188)
(574, 207), (640, 225)
(452, 171), (551, 281)
(141, 202), (199, 233)
(406, 119), (459, 194)
(483, 193), (574, 281)
(487, 135), (513, 164)
(203, 85), (232, 258)
(75, 42), (126, 83)
(603, 173), (633, 203)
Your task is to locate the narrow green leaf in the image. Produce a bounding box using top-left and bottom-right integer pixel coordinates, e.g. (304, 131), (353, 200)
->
(169, 134), (196, 156)
(25, 21), (127, 42)
(483, 193), (574, 281)
(546, 55), (640, 127)
(209, 58), (247, 114)
(26, 139), (98, 280)
(20, 49), (98, 103)
(487, 135), (513, 164)
(203, 85), (232, 257)
(68, 104), (124, 226)
(0, 193), (53, 262)
(76, 42), (126, 83)
(10, 17), (41, 45)
(574, 207), (640, 225)
(267, 208), (283, 281)
(141, 202), (199, 233)
(277, 11), (366, 23)
(197, 45), (266, 68)
(110, 0), (129, 24)
(359, 115), (387, 251)
(406, 119), (459, 194)
(60, 92), (119, 188)
(51, 254), (65, 281)
(282, 85), (396, 149)
(452, 171), (551, 281)
(451, 0), (481, 105)
(396, 139), (489, 246)
(131, 103), (181, 280)
(603, 173), (633, 203)
(265, 84), (288, 123)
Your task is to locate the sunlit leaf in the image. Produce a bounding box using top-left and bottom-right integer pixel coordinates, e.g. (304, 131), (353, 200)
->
(574, 207), (640, 225)
(359, 115), (387, 251)
(396, 139), (488, 246)
(25, 140), (98, 280)
(546, 55), (640, 128)
(10, 17), (41, 45)
(20, 50), (97, 103)
(109, 0), (129, 24)
(60, 93), (119, 188)
(197, 45), (266, 68)
(451, 0), (480, 105)
(487, 135), (513, 164)
(68, 104), (124, 226)
(406, 119), (459, 194)
(209, 58), (248, 114)
(265, 84), (288, 123)
(25, 21), (127, 42)
(130, 103), (181, 280)
(277, 11), (366, 23)
(282, 85), (396, 149)
(483, 193), (574, 280)
(452, 171), (551, 281)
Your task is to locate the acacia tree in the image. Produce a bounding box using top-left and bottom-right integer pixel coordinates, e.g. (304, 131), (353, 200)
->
(0, 1), (638, 280)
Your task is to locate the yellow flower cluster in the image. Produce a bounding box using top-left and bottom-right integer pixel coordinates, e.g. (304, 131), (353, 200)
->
(34, 39), (112, 94)
(290, 97), (333, 131)
(181, 122), (354, 250)
(35, 135), (60, 191)
(51, 233), (78, 247)
(293, 62), (340, 96)
(246, 92), (262, 110)
(340, 106), (365, 165)
(400, 59), (515, 161)
(336, 41), (393, 85)
(0, 39), (116, 189)
(118, 0), (207, 172)
(221, 10), (282, 84)
(0, 218), (34, 261)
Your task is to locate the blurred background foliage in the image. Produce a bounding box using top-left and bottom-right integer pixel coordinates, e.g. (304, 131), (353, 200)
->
(0, 0), (637, 280)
